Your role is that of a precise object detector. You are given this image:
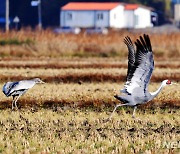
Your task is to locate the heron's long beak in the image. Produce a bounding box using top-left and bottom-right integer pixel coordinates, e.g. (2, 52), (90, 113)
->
(40, 80), (45, 84)
(171, 82), (178, 85)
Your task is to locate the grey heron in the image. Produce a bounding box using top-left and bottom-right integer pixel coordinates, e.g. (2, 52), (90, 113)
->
(110, 34), (176, 119)
(2, 78), (45, 109)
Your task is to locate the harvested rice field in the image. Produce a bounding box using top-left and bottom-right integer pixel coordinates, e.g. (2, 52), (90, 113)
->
(0, 57), (178, 153)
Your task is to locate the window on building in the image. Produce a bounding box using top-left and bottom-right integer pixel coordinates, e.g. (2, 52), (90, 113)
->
(97, 13), (103, 20)
(114, 14), (116, 19)
(66, 12), (72, 20)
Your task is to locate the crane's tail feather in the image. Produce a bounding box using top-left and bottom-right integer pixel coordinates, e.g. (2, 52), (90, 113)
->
(114, 95), (129, 104)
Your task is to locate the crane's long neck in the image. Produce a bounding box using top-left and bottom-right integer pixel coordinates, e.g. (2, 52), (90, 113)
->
(150, 81), (166, 100)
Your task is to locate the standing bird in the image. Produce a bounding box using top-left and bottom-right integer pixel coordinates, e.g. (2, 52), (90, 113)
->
(109, 34), (176, 119)
(2, 78), (45, 109)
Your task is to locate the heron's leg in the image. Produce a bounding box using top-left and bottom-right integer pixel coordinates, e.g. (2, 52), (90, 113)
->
(12, 96), (16, 110)
(132, 106), (137, 118)
(109, 104), (127, 119)
(14, 95), (21, 109)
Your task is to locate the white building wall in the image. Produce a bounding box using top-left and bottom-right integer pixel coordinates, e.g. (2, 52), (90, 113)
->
(109, 5), (125, 28)
(95, 11), (109, 27)
(61, 11), (95, 27)
(124, 10), (134, 28)
(175, 4), (180, 21)
(61, 10), (110, 28)
(134, 7), (152, 28)
(60, 11), (65, 27)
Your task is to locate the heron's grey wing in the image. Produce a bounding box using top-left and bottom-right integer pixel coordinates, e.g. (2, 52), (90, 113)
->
(125, 34), (154, 95)
(121, 36), (136, 94)
(8, 80), (36, 95)
(2, 81), (19, 96)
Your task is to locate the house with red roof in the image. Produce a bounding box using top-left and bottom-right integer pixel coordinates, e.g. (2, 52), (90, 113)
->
(60, 2), (155, 29)
(124, 4), (154, 28)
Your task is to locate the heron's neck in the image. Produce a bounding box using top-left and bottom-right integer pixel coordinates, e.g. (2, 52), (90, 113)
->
(150, 82), (165, 100)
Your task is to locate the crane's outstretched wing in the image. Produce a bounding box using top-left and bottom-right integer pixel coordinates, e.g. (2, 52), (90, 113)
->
(121, 36), (136, 94)
(124, 36), (136, 82)
(123, 34), (154, 95)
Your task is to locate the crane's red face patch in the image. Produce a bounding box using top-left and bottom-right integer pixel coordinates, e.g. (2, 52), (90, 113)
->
(166, 80), (171, 85)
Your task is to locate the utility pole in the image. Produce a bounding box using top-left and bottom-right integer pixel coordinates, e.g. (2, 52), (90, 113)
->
(38, 0), (42, 30)
(31, 0), (42, 30)
(5, 0), (9, 32)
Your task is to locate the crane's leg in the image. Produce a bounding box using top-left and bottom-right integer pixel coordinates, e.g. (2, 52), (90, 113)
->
(109, 104), (127, 119)
(14, 95), (21, 109)
(132, 106), (137, 118)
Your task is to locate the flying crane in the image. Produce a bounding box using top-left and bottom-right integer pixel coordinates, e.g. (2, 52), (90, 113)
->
(110, 34), (176, 119)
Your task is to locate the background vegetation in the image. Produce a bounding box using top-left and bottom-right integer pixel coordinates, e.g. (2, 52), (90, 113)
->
(0, 29), (180, 58)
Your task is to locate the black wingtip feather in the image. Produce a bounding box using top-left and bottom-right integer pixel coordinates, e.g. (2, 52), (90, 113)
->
(124, 36), (133, 47)
(140, 36), (148, 51)
(135, 34), (152, 52)
(136, 39), (144, 51)
(143, 34), (152, 51)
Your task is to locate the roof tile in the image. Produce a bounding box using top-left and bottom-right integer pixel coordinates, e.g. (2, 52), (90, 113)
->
(62, 2), (121, 10)
(125, 4), (138, 10)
